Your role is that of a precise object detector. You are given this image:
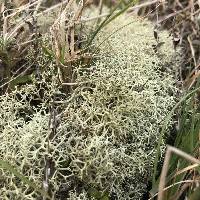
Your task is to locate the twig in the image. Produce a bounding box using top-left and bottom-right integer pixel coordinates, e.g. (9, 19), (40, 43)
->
(62, 82), (78, 86)
(3, 0), (45, 20)
(188, 35), (197, 67)
(43, 97), (57, 200)
(158, 145), (200, 200)
(33, 0), (43, 18)
(0, 64), (33, 89)
(128, 0), (164, 12)
(173, 163), (199, 177)
(149, 180), (200, 200)
(6, 0), (69, 39)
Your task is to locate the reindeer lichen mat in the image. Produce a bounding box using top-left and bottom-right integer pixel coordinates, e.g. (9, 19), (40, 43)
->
(0, 15), (179, 199)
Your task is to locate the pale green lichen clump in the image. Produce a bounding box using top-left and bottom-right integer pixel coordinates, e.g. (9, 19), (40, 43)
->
(0, 14), (179, 199)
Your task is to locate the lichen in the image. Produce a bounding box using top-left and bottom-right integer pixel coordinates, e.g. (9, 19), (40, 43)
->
(0, 14), (179, 199)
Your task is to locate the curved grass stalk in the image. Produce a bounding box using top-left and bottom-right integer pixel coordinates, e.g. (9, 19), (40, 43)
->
(152, 85), (200, 185)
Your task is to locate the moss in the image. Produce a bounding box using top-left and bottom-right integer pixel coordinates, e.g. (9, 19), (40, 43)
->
(0, 14), (179, 199)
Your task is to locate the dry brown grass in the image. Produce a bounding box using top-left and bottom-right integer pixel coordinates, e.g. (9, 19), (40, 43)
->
(137, 0), (200, 88)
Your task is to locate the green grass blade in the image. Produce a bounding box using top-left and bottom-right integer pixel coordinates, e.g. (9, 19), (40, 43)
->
(87, 0), (138, 47)
(152, 85), (200, 185)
